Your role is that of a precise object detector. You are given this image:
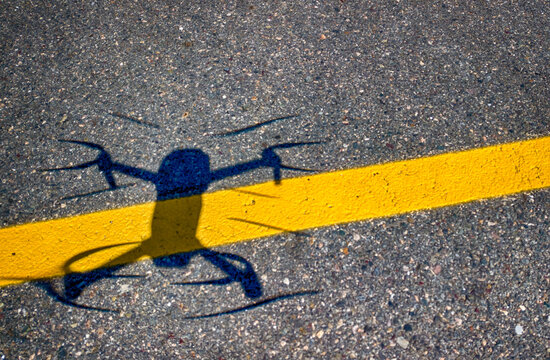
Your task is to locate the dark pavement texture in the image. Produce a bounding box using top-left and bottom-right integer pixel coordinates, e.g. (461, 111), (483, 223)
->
(0, 0), (549, 359)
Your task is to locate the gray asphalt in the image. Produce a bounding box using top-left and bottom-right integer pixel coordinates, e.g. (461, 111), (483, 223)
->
(1, 1), (549, 359)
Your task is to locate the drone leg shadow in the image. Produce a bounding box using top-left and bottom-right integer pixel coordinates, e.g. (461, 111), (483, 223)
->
(34, 263), (145, 312)
(35, 279), (119, 313)
(172, 249), (262, 299)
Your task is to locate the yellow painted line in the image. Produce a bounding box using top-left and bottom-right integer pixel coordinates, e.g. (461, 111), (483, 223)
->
(1, 136), (549, 286)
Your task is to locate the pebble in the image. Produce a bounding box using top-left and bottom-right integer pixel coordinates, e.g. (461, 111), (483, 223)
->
(396, 337), (409, 349)
(515, 324), (523, 335)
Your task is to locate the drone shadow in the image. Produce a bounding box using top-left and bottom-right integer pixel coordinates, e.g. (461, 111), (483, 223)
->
(40, 144), (319, 315)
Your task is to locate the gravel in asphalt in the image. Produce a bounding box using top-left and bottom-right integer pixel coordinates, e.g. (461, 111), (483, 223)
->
(1, 0), (548, 358)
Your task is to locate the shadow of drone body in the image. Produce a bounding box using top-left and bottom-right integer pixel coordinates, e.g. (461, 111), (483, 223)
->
(42, 140), (321, 314)
(61, 149), (267, 306)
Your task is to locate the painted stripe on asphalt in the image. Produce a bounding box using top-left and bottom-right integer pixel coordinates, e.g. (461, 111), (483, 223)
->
(1, 136), (549, 286)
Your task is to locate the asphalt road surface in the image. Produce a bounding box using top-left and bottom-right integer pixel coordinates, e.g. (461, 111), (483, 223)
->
(1, 1), (549, 359)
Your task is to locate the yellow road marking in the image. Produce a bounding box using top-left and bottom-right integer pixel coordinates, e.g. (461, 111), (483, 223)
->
(1, 136), (549, 286)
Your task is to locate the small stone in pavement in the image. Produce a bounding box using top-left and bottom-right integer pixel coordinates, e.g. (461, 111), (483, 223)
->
(396, 337), (409, 349)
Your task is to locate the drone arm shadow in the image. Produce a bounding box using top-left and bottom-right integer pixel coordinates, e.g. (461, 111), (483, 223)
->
(210, 158), (266, 182)
(111, 162), (158, 183)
